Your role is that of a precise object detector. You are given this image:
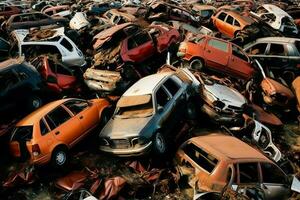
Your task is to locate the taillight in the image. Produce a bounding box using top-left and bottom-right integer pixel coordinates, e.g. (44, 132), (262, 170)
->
(297, 64), (300, 68)
(32, 144), (41, 157)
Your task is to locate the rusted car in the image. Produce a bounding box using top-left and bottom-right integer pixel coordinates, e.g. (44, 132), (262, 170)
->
(42, 5), (71, 18)
(292, 76), (300, 113)
(120, 25), (180, 64)
(88, 2), (122, 15)
(31, 55), (82, 94)
(102, 9), (136, 25)
(191, 5), (216, 23)
(9, 98), (111, 167)
(3, 12), (69, 32)
(99, 70), (196, 156)
(0, 3), (21, 18)
(176, 134), (299, 199)
(177, 35), (255, 80)
(211, 10), (255, 38)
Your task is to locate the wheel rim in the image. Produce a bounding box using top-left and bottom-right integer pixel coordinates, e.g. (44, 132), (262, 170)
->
(190, 60), (202, 71)
(32, 98), (41, 109)
(155, 133), (166, 153)
(55, 151), (66, 165)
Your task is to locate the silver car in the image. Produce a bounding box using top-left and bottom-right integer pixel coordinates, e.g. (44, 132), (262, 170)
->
(99, 70), (195, 156)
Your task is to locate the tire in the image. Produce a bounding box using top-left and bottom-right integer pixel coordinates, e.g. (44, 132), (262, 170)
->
(153, 132), (167, 155)
(189, 59), (204, 71)
(51, 146), (68, 168)
(27, 95), (42, 111)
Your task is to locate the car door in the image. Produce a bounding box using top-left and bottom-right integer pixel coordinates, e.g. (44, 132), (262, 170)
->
(214, 12), (227, 36)
(224, 14), (235, 38)
(150, 27), (168, 53)
(45, 105), (83, 147)
(260, 162), (290, 200)
(54, 62), (76, 90)
(38, 118), (55, 155)
(122, 31), (156, 63)
(204, 38), (229, 71)
(228, 44), (254, 79)
(63, 99), (99, 134)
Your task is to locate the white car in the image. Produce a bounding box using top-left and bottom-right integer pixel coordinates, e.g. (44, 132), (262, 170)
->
(252, 4), (298, 35)
(11, 27), (86, 67)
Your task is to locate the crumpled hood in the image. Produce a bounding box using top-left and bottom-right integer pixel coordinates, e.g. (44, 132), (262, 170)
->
(204, 83), (246, 106)
(100, 116), (152, 138)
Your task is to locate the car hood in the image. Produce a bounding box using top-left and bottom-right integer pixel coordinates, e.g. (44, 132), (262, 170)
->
(204, 83), (246, 106)
(100, 116), (152, 138)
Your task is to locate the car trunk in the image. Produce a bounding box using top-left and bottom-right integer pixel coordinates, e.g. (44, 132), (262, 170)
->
(10, 126), (33, 160)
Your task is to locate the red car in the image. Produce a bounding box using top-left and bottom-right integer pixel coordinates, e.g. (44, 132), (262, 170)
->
(31, 56), (82, 94)
(120, 25), (180, 63)
(177, 35), (255, 80)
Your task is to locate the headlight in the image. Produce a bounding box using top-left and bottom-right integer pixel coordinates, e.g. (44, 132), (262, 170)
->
(99, 138), (110, 146)
(258, 129), (269, 149)
(213, 101), (225, 112)
(131, 137), (148, 146)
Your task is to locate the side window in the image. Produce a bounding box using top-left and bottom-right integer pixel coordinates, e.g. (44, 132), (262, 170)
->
(232, 45), (249, 62)
(46, 106), (72, 129)
(40, 119), (49, 136)
(128, 31), (152, 50)
(64, 100), (89, 115)
(268, 44), (286, 56)
(238, 163), (259, 183)
(226, 15), (234, 25)
(34, 13), (49, 20)
(60, 38), (73, 52)
(56, 64), (72, 76)
(163, 77), (180, 96)
(183, 143), (218, 173)
(261, 163), (286, 184)
(234, 19), (240, 27)
(208, 39), (229, 52)
(0, 70), (19, 91)
(156, 87), (170, 107)
(218, 12), (227, 21)
(248, 43), (267, 55)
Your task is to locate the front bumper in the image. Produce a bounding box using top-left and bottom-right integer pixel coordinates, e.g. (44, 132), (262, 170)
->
(201, 104), (244, 127)
(99, 141), (152, 157)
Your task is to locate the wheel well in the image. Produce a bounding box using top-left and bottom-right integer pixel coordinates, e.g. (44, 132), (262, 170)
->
(234, 30), (240, 37)
(189, 57), (205, 65)
(51, 144), (68, 157)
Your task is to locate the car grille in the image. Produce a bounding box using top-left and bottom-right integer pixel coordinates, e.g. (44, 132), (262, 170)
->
(111, 139), (131, 149)
(224, 104), (244, 113)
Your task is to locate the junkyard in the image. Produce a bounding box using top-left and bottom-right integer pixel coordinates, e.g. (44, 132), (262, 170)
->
(0, 0), (300, 199)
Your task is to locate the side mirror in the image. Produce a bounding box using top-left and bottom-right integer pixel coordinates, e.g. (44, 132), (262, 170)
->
(157, 106), (163, 113)
(46, 75), (57, 83)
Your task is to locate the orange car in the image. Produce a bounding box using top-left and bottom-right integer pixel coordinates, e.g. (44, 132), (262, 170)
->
(211, 10), (254, 38)
(9, 98), (110, 167)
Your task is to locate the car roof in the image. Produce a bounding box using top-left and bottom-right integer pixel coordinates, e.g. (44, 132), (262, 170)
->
(123, 72), (173, 96)
(16, 98), (70, 126)
(261, 4), (290, 17)
(222, 10), (254, 24)
(0, 57), (24, 71)
(189, 134), (269, 161)
(254, 37), (300, 44)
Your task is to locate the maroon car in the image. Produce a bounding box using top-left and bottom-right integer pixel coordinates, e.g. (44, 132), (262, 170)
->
(31, 55), (82, 94)
(120, 25), (180, 63)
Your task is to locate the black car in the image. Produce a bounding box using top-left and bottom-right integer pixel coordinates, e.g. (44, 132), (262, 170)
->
(0, 58), (45, 116)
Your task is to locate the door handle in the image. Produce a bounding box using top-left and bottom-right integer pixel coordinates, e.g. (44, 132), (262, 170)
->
(55, 131), (60, 135)
(79, 116), (84, 119)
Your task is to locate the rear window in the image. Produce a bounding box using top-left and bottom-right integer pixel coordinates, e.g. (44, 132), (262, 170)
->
(183, 143), (218, 173)
(11, 126), (33, 141)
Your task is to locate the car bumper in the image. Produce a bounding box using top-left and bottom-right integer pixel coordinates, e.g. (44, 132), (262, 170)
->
(201, 104), (244, 126)
(30, 154), (51, 165)
(99, 141), (152, 157)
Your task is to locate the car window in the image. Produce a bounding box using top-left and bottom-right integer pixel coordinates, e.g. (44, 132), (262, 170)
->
(234, 19), (240, 27)
(11, 126), (33, 141)
(0, 70), (19, 91)
(261, 163), (286, 184)
(268, 44), (286, 56)
(163, 77), (180, 96)
(34, 13), (49, 20)
(208, 39), (229, 52)
(183, 143), (218, 173)
(232, 45), (249, 62)
(218, 12), (227, 21)
(156, 87), (170, 108)
(226, 15), (234, 25)
(238, 163), (259, 183)
(56, 64), (72, 76)
(60, 38), (73, 52)
(46, 106), (72, 129)
(248, 43), (267, 55)
(40, 119), (49, 136)
(128, 31), (152, 50)
(64, 100), (89, 115)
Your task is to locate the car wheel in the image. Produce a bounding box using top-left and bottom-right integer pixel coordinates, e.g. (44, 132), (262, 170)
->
(153, 132), (167, 155)
(51, 147), (68, 168)
(27, 95), (42, 111)
(189, 59), (204, 71)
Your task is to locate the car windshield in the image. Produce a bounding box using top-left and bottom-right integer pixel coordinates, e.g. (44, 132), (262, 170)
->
(115, 95), (153, 118)
(11, 126), (33, 141)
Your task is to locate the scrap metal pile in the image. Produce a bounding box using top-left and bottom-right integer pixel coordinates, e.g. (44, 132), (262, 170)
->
(0, 0), (300, 199)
